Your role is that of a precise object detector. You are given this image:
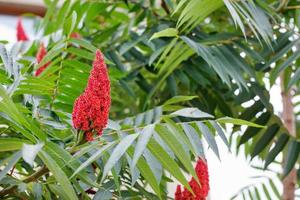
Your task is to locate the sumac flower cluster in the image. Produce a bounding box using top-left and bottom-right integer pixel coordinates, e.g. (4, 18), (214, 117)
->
(72, 50), (110, 141)
(175, 159), (210, 200)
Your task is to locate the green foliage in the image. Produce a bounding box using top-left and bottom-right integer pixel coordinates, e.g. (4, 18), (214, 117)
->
(231, 176), (282, 200)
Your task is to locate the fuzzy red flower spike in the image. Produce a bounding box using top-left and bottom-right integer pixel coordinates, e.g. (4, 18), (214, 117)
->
(35, 43), (50, 76)
(72, 50), (110, 141)
(175, 158), (210, 200)
(16, 17), (29, 41)
(70, 32), (81, 39)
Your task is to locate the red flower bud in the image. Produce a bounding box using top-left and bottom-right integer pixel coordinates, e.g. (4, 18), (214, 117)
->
(70, 32), (81, 39)
(175, 185), (183, 200)
(16, 17), (29, 41)
(35, 43), (50, 76)
(175, 159), (210, 200)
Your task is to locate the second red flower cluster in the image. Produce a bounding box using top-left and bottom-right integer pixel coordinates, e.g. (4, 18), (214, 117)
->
(175, 159), (210, 200)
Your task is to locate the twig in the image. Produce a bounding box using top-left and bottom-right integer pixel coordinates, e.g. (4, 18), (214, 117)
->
(9, 165), (16, 176)
(23, 166), (48, 183)
(0, 166), (49, 197)
(276, 0), (289, 12)
(285, 5), (300, 10)
(161, 0), (170, 15)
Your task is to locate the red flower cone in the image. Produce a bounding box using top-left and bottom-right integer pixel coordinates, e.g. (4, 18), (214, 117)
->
(175, 185), (183, 200)
(72, 50), (110, 141)
(70, 32), (81, 39)
(35, 43), (50, 76)
(175, 159), (210, 200)
(16, 17), (29, 41)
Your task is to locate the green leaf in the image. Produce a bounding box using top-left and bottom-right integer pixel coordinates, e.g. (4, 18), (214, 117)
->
(67, 47), (94, 60)
(119, 35), (147, 55)
(147, 138), (192, 193)
(158, 40), (194, 76)
(107, 119), (121, 130)
(93, 188), (113, 200)
(0, 138), (29, 152)
(248, 189), (254, 200)
(163, 117), (194, 156)
(271, 51), (300, 83)
(48, 184), (70, 200)
(40, 0), (59, 33)
(264, 134), (289, 169)
(55, 0), (71, 31)
(39, 150), (78, 200)
(101, 134), (138, 182)
(0, 44), (13, 77)
(44, 142), (98, 188)
(261, 39), (299, 71)
(150, 28), (178, 40)
(251, 124), (279, 158)
(156, 38), (178, 67)
(171, 107), (214, 118)
(69, 143), (103, 162)
(217, 117), (265, 128)
(32, 183), (43, 200)
(262, 183), (271, 200)
(269, 179), (280, 198)
(283, 140), (300, 177)
(163, 95), (198, 105)
(287, 67), (300, 89)
(181, 123), (204, 157)
(155, 124), (199, 183)
(143, 149), (163, 183)
(238, 112), (271, 146)
(197, 122), (220, 159)
(181, 36), (247, 88)
(251, 83), (271, 110)
(127, 148), (161, 199)
(0, 151), (22, 181)
(64, 11), (77, 36)
(210, 121), (230, 150)
(254, 187), (261, 200)
(174, 0), (223, 31)
(131, 125), (154, 174)
(69, 38), (97, 52)
(0, 86), (45, 142)
(71, 142), (116, 178)
(36, 40), (65, 69)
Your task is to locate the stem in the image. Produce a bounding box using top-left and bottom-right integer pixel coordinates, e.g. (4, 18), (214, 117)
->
(280, 74), (296, 200)
(161, 0), (170, 14)
(0, 166), (48, 197)
(276, 0), (289, 11)
(285, 5), (300, 10)
(23, 166), (49, 183)
(50, 39), (69, 109)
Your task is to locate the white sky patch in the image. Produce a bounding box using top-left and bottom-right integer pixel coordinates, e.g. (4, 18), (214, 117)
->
(22, 143), (44, 166)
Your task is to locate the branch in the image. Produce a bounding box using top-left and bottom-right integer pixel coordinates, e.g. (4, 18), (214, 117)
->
(276, 0), (289, 12)
(23, 166), (49, 183)
(0, 166), (48, 197)
(285, 5), (300, 10)
(161, 0), (170, 15)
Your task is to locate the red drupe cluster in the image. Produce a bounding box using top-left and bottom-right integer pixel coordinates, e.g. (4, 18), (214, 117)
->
(72, 50), (110, 141)
(70, 32), (81, 39)
(35, 43), (51, 76)
(175, 159), (210, 200)
(16, 17), (29, 41)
